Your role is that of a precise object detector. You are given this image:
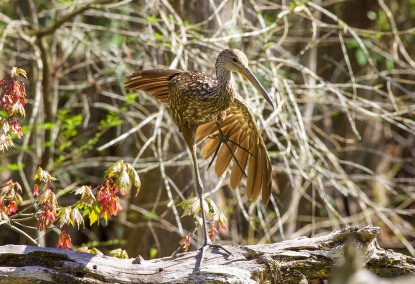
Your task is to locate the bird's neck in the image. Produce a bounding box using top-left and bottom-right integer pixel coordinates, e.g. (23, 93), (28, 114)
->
(215, 66), (236, 104)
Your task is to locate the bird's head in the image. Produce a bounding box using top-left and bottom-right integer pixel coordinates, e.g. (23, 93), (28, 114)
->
(216, 49), (274, 108)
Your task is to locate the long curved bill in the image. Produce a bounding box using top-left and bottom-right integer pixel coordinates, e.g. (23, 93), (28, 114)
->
(242, 67), (274, 109)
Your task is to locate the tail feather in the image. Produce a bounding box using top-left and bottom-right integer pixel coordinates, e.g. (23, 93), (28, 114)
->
(125, 69), (183, 105)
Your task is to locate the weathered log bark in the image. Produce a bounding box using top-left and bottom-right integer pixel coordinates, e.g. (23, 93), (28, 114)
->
(0, 226), (414, 283)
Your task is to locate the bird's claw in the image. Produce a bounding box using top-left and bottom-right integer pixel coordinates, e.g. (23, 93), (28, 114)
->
(196, 243), (233, 270)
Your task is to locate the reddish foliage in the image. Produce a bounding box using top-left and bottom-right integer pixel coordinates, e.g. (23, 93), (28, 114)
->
(208, 223), (219, 242)
(6, 200), (18, 215)
(7, 117), (22, 138)
(0, 180), (23, 218)
(1, 68), (27, 152)
(217, 212), (228, 231)
(36, 186), (58, 231)
(179, 233), (193, 252)
(33, 184), (39, 196)
(56, 228), (72, 249)
(0, 74), (26, 115)
(96, 178), (123, 219)
(37, 203), (57, 231)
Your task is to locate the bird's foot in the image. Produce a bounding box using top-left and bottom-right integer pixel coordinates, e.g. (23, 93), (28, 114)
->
(195, 242), (233, 270)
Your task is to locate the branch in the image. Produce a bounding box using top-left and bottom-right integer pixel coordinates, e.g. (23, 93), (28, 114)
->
(0, 226), (414, 283)
(30, 0), (115, 38)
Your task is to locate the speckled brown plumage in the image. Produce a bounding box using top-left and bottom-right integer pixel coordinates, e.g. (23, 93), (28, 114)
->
(126, 49), (274, 258)
(126, 49), (273, 204)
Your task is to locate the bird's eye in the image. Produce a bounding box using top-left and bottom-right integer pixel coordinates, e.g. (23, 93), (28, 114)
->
(232, 57), (238, 63)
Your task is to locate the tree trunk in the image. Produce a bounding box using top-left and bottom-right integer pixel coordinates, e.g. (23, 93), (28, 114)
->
(0, 226), (414, 283)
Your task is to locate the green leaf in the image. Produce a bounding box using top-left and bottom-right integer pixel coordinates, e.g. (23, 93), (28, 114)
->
(1, 212), (10, 223)
(355, 49), (368, 66)
(105, 160), (123, 179)
(83, 201), (102, 226)
(109, 248), (129, 259)
(346, 39), (359, 49)
(155, 33), (164, 40)
(386, 59), (395, 70)
(124, 93), (139, 105)
(61, 113), (83, 139)
(88, 247), (103, 255)
(0, 110), (8, 119)
(126, 163), (141, 196)
(149, 247), (158, 259)
(178, 197), (200, 217)
(338, 20), (347, 29)
(99, 112), (123, 130)
(146, 16), (159, 23)
(205, 198), (219, 216)
(142, 210), (158, 220)
(6, 163), (24, 171)
(116, 166), (131, 195)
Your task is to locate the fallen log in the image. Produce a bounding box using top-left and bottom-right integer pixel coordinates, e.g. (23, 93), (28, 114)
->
(0, 226), (414, 283)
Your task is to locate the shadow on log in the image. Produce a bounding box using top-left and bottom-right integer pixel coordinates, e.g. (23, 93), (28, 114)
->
(0, 226), (415, 283)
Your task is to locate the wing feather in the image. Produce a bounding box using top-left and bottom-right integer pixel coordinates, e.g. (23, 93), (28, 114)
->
(196, 122), (216, 143)
(246, 136), (258, 200)
(196, 97), (272, 204)
(230, 135), (250, 189)
(215, 142), (238, 176)
(201, 137), (220, 159)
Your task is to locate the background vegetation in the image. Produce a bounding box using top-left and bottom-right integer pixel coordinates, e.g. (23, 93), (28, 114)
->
(1, 0), (415, 260)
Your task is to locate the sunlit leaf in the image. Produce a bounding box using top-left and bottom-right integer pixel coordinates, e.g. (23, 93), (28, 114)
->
(179, 233), (193, 252)
(89, 247), (103, 255)
(34, 167), (57, 183)
(6, 163), (24, 171)
(75, 185), (89, 196)
(14, 193), (23, 204)
(116, 166), (130, 195)
(126, 163), (141, 196)
(70, 208), (85, 230)
(109, 248), (129, 259)
(57, 206), (72, 228)
(83, 201), (102, 226)
(1, 211), (10, 223)
(205, 198), (219, 216)
(146, 16), (159, 23)
(178, 197), (199, 217)
(149, 247), (158, 259)
(105, 160), (123, 179)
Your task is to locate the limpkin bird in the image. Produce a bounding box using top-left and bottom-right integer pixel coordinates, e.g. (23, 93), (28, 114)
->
(126, 48), (273, 261)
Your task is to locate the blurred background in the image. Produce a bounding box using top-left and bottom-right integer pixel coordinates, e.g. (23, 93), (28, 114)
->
(1, 0), (415, 259)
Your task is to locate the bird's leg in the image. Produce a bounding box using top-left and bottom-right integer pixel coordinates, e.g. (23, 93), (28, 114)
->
(182, 128), (232, 269)
(188, 144), (210, 247)
(189, 144), (232, 268)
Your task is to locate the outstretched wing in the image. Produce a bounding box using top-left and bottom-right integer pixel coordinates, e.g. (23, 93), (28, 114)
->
(125, 69), (183, 104)
(195, 97), (272, 204)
